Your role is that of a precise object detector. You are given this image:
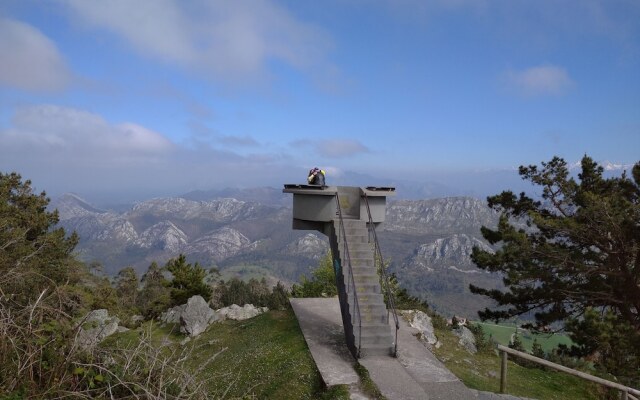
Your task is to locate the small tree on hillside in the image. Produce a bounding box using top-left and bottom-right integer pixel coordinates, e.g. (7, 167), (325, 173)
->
(166, 254), (211, 306)
(291, 252), (337, 298)
(470, 156), (640, 383)
(137, 261), (170, 319)
(115, 266), (139, 312)
(0, 172), (79, 286)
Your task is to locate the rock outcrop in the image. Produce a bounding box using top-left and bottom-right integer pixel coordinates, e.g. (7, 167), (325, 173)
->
(453, 326), (477, 354)
(76, 309), (120, 349)
(217, 304), (268, 321)
(159, 297), (267, 337)
(180, 296), (218, 337)
(159, 296), (218, 337)
(401, 310), (440, 348)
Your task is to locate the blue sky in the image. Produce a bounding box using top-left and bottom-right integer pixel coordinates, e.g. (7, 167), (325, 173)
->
(0, 0), (638, 202)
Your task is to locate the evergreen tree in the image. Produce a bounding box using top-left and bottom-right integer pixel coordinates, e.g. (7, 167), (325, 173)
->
(470, 156), (640, 383)
(269, 281), (291, 310)
(137, 261), (170, 319)
(291, 252), (337, 298)
(509, 332), (525, 352)
(531, 338), (545, 359)
(115, 266), (139, 312)
(166, 254), (211, 306)
(0, 172), (79, 286)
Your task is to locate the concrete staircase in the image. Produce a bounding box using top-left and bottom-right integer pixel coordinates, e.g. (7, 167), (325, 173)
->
(331, 218), (395, 358)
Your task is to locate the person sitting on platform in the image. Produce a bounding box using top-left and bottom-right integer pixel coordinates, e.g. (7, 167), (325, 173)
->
(307, 167), (326, 186)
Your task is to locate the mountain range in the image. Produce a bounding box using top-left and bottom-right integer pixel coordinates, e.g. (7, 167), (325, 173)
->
(51, 188), (505, 317)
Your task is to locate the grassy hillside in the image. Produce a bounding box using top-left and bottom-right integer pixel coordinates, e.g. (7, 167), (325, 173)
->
(105, 309), (349, 399)
(431, 326), (599, 400)
(105, 309), (607, 400)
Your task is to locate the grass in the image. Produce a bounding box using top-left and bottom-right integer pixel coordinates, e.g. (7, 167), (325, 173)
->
(102, 309), (600, 400)
(354, 362), (386, 400)
(186, 310), (326, 399)
(430, 326), (600, 400)
(103, 309), (348, 399)
(475, 322), (573, 353)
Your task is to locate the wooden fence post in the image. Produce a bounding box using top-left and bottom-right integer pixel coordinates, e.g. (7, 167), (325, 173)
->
(500, 349), (507, 393)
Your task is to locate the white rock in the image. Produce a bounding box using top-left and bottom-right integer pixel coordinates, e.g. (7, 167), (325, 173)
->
(76, 309), (120, 349)
(402, 310), (440, 348)
(179, 295), (218, 337)
(216, 304), (268, 321)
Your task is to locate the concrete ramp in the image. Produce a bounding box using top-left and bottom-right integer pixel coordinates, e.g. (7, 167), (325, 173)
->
(291, 297), (481, 399)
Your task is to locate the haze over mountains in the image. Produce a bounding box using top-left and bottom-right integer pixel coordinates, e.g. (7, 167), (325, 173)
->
(48, 161), (632, 317)
(50, 187), (501, 317)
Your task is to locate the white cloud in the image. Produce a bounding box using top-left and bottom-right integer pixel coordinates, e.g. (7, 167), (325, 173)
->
(3, 105), (172, 153)
(0, 104), (299, 201)
(62, 0), (334, 83)
(0, 17), (70, 91)
(504, 65), (574, 97)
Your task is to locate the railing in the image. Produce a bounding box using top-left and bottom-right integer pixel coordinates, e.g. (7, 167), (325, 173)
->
(335, 193), (362, 358)
(498, 345), (640, 400)
(363, 193), (399, 357)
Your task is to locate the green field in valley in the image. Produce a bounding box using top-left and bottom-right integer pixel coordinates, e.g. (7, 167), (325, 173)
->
(474, 321), (574, 354)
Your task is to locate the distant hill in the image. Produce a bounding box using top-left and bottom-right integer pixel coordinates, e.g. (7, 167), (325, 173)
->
(52, 191), (502, 318)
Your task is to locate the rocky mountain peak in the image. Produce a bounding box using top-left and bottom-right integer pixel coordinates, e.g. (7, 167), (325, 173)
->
(385, 197), (498, 234)
(135, 221), (188, 252)
(50, 193), (105, 220)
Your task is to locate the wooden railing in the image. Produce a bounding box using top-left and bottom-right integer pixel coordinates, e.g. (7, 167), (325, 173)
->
(498, 345), (640, 400)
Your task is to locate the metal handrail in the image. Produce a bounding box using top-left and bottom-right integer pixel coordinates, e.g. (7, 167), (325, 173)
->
(335, 193), (362, 357)
(363, 193), (399, 357)
(497, 345), (640, 399)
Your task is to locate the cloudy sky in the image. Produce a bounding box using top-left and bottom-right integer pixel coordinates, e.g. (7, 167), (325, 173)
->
(1, 1), (639, 202)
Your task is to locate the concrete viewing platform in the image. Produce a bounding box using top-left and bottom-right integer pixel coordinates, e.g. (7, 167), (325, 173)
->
(291, 298), (531, 400)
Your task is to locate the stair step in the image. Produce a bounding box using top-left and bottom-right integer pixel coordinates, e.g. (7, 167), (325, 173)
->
(348, 292), (384, 305)
(339, 219), (366, 226)
(339, 241), (373, 252)
(353, 283), (381, 294)
(355, 310), (387, 324)
(358, 312), (388, 324)
(358, 343), (395, 357)
(346, 259), (375, 268)
(345, 236), (368, 244)
(352, 274), (380, 284)
(344, 251), (373, 261)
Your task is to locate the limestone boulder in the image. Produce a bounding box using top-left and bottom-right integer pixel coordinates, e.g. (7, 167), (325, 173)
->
(454, 326), (477, 354)
(216, 304), (268, 321)
(401, 310), (440, 348)
(76, 309), (120, 349)
(179, 295), (218, 337)
(160, 304), (186, 324)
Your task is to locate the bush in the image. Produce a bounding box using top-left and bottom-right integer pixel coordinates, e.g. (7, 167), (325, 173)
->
(166, 255), (211, 306)
(216, 277), (290, 309)
(291, 252), (337, 298)
(467, 323), (493, 353)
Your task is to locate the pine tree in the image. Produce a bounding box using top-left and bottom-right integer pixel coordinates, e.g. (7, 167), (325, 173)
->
(166, 254), (211, 306)
(0, 172), (79, 286)
(531, 338), (545, 359)
(138, 261), (171, 319)
(470, 156), (640, 384)
(115, 266), (139, 313)
(291, 252), (337, 298)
